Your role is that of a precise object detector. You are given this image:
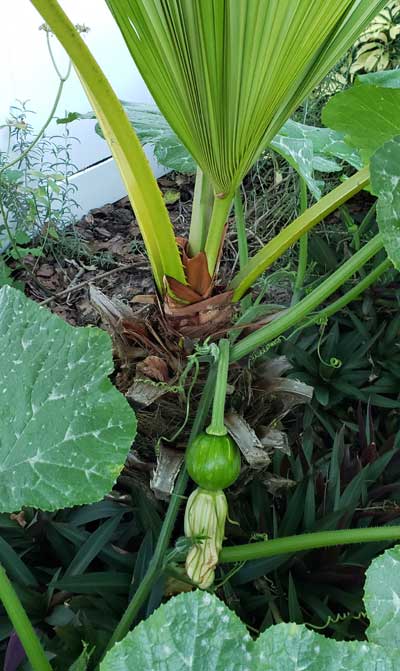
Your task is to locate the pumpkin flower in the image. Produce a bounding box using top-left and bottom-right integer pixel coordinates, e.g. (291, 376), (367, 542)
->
(184, 488), (228, 589)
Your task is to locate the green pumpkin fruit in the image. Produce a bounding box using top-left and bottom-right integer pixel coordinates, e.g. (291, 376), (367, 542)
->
(185, 431), (241, 490)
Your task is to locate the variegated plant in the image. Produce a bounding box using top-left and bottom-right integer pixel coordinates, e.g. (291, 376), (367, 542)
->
(321, 1), (400, 95)
(347, 0), (400, 79)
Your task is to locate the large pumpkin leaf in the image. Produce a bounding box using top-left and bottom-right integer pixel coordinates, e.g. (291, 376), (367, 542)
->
(100, 590), (251, 671)
(370, 136), (400, 270)
(0, 286), (136, 512)
(323, 69), (400, 161)
(271, 132), (324, 199)
(59, 105), (361, 197)
(270, 119), (362, 199)
(100, 594), (396, 671)
(58, 104), (196, 174)
(253, 623), (395, 670)
(101, 544), (400, 671)
(120, 103), (196, 174)
(358, 70), (400, 88)
(273, 119), (362, 171)
(364, 544), (400, 649)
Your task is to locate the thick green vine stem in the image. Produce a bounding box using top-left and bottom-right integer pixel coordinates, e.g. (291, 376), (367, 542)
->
(185, 341), (240, 492)
(292, 177), (309, 305)
(219, 526), (400, 563)
(205, 194), (234, 277)
(297, 257), (392, 332)
(231, 233), (383, 362)
(230, 166), (370, 301)
(0, 564), (52, 671)
(206, 339), (230, 436)
(234, 187), (252, 314)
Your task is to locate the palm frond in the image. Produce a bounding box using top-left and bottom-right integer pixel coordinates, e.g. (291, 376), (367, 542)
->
(31, 0), (186, 292)
(106, 0), (386, 198)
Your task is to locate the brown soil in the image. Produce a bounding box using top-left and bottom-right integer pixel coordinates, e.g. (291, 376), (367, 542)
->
(20, 168), (298, 328)
(21, 174), (195, 327)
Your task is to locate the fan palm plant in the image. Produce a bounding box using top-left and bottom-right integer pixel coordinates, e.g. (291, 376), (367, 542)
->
(31, 0), (386, 309)
(105, 0), (387, 275)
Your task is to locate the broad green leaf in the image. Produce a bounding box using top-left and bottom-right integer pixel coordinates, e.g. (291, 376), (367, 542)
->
(101, 582), (397, 671)
(275, 119), (363, 170)
(271, 119), (362, 199)
(358, 69), (400, 88)
(61, 103), (361, 196)
(270, 134), (323, 200)
(100, 590), (252, 671)
(120, 103), (196, 174)
(123, 109), (362, 193)
(253, 623), (395, 670)
(0, 286), (136, 512)
(0, 258), (14, 288)
(323, 70), (400, 161)
(364, 544), (400, 649)
(370, 136), (400, 269)
(58, 103), (197, 174)
(312, 156), (343, 172)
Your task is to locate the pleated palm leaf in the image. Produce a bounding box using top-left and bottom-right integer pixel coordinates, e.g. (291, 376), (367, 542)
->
(106, 0), (386, 274)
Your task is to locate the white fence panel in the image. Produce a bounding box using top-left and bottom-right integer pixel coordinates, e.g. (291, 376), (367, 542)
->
(0, 0), (163, 216)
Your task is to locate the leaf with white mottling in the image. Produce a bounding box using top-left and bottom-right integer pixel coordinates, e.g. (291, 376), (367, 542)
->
(275, 119), (362, 168)
(61, 104), (361, 187)
(119, 102), (196, 173)
(101, 577), (399, 671)
(364, 544), (400, 649)
(253, 623), (395, 670)
(58, 104), (197, 174)
(358, 69), (400, 89)
(312, 155), (342, 173)
(270, 119), (361, 199)
(0, 286), (136, 512)
(100, 590), (252, 671)
(270, 134), (323, 199)
(370, 136), (400, 270)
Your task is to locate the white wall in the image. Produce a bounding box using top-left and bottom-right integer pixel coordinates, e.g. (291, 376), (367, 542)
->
(0, 0), (163, 216)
